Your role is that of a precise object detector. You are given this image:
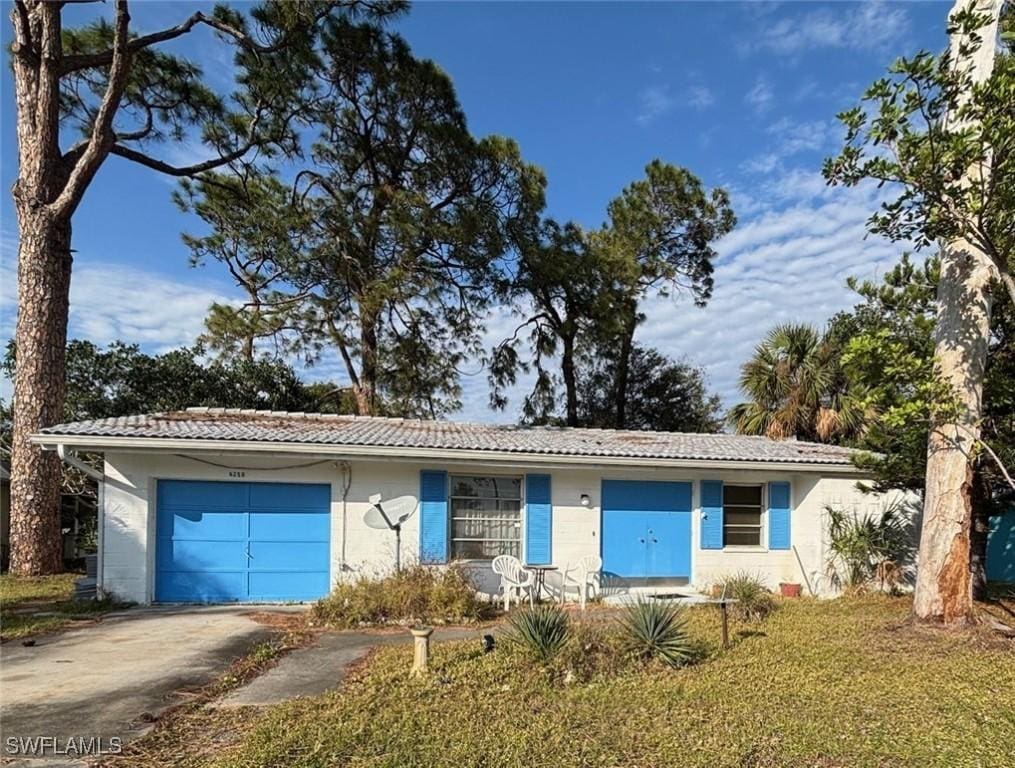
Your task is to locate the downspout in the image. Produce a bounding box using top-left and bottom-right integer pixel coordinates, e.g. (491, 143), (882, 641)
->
(335, 461), (352, 574)
(56, 445), (106, 597)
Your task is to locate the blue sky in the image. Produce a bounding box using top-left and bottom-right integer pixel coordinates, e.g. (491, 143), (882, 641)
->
(0, 1), (950, 421)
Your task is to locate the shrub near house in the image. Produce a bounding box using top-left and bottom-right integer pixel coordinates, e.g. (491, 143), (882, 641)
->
(310, 566), (491, 628)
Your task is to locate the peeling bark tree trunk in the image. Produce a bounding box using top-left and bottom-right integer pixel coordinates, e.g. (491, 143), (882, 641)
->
(9, 211), (73, 574)
(914, 240), (995, 623)
(913, 0), (1001, 624)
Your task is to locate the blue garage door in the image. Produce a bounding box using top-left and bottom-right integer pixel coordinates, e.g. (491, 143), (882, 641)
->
(156, 480), (331, 602)
(602, 480), (692, 578)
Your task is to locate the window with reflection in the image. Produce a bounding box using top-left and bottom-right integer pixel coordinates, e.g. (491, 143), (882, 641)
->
(449, 475), (523, 559)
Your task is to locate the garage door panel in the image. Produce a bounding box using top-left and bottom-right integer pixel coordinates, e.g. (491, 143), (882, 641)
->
(250, 483), (330, 510)
(248, 570), (330, 601)
(159, 480), (250, 509)
(249, 540), (329, 570)
(248, 510), (330, 541)
(157, 570), (247, 602)
(158, 509), (248, 540)
(156, 480), (331, 603)
(157, 538), (248, 572)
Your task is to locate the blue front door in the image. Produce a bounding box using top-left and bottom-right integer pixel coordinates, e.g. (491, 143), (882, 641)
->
(602, 480), (692, 578)
(155, 480), (331, 602)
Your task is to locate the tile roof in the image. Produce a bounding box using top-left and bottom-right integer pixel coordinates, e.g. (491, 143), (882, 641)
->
(37, 408), (866, 467)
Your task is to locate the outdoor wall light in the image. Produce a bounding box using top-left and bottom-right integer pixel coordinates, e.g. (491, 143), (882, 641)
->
(580, 493), (591, 507)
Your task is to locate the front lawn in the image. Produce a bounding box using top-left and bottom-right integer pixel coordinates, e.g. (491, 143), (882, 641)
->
(213, 597), (1012, 768)
(0, 573), (123, 641)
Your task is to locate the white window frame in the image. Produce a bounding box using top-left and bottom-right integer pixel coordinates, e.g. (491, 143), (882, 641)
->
(722, 483), (767, 551)
(448, 473), (524, 561)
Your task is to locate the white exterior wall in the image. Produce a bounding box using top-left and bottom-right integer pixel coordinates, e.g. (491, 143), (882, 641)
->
(101, 450), (882, 604)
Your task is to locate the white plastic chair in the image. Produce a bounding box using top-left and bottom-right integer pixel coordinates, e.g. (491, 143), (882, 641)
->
(491, 555), (534, 611)
(558, 555), (602, 609)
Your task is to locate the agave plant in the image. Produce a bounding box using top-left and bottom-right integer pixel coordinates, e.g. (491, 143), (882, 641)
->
(505, 604), (569, 663)
(619, 598), (695, 668)
(718, 571), (776, 622)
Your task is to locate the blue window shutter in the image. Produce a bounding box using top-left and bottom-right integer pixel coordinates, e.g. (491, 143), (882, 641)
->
(700, 480), (724, 550)
(419, 470), (448, 564)
(525, 474), (552, 565)
(768, 481), (791, 550)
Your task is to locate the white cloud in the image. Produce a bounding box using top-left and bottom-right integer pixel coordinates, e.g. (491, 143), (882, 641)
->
(767, 117), (838, 156)
(745, 77), (774, 112)
(742, 117), (843, 177)
(636, 85), (674, 125)
(1, 257), (235, 353)
(749, 1), (910, 56)
(741, 153), (780, 175)
(637, 81), (716, 125)
(1, 254), (237, 403)
(71, 265), (235, 351)
(634, 171), (901, 410)
(687, 85), (716, 110)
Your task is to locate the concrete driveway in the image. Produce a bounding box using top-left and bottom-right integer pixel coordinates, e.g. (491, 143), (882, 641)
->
(0, 606), (279, 765)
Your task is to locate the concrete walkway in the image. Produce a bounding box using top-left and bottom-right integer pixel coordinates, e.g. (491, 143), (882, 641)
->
(0, 606), (277, 766)
(214, 626), (489, 708)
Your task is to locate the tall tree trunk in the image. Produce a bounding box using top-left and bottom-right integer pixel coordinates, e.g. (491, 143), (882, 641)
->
(914, 240), (994, 623)
(8, 1), (72, 575)
(613, 305), (636, 430)
(243, 289), (259, 362)
(913, 0), (1001, 624)
(9, 210), (72, 575)
(561, 332), (578, 427)
(355, 304), (380, 415)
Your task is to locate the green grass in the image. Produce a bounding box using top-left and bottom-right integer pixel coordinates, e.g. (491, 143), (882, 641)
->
(0, 573), (123, 641)
(211, 597), (1014, 768)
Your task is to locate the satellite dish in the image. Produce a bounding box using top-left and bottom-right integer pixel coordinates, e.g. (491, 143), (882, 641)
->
(363, 494), (418, 570)
(364, 494), (417, 531)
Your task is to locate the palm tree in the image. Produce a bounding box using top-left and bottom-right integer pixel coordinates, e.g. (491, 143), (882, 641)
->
(729, 323), (866, 443)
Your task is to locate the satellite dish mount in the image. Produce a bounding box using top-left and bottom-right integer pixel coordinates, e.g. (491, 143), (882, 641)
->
(364, 494), (418, 572)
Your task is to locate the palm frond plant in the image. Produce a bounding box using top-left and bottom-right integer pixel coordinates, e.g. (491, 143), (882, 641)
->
(825, 499), (915, 593)
(618, 598), (696, 668)
(505, 604), (570, 663)
(729, 323), (868, 443)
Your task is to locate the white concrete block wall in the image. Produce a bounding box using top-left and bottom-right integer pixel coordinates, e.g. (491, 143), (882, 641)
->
(101, 450), (881, 603)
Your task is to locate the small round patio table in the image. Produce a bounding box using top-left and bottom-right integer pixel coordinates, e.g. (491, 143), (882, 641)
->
(526, 565), (558, 603)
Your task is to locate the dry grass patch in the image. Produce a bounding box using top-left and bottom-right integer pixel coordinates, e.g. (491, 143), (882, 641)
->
(310, 565), (495, 628)
(0, 573), (124, 641)
(210, 597), (1013, 768)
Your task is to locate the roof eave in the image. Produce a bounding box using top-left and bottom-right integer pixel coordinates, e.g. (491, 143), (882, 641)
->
(30, 433), (870, 475)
